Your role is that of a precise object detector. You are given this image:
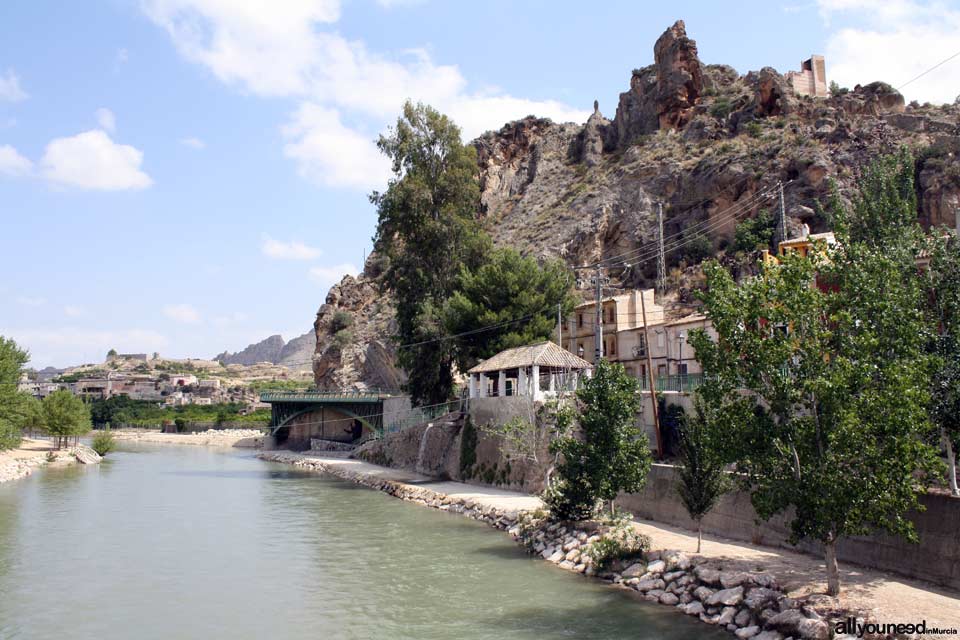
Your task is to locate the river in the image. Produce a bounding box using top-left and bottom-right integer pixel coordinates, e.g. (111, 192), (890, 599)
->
(0, 445), (727, 639)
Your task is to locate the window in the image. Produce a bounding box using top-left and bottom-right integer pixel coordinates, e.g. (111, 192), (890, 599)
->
(578, 313), (584, 328)
(657, 364), (667, 377)
(639, 364), (647, 377)
(678, 363), (689, 376)
(606, 338), (615, 358)
(607, 306), (615, 323)
(657, 331), (665, 348)
(632, 333), (647, 357)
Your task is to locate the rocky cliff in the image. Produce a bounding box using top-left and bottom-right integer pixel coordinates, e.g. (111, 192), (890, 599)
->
(215, 331), (316, 370)
(310, 19), (960, 391)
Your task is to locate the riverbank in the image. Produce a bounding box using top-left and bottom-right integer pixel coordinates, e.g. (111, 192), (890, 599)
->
(112, 428), (266, 448)
(0, 438), (102, 484)
(261, 450), (960, 640)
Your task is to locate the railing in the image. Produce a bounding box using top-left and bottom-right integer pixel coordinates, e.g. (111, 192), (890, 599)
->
(356, 399), (463, 445)
(259, 388), (401, 403)
(639, 374), (705, 393)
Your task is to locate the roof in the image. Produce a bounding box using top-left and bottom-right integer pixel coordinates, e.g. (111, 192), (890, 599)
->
(468, 341), (593, 374)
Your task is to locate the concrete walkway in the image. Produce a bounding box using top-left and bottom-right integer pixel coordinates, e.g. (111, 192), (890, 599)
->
(266, 451), (960, 637)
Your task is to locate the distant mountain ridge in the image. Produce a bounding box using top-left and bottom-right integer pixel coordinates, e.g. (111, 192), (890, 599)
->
(214, 331), (316, 370)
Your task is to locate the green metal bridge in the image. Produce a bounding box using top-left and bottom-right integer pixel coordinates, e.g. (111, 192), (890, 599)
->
(261, 390), (401, 441)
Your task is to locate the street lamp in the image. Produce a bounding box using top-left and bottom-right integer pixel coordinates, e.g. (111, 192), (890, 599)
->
(676, 330), (686, 393)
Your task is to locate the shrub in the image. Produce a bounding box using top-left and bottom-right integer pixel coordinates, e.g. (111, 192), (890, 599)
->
(732, 209), (776, 254)
(709, 98), (733, 119)
(829, 81), (849, 98)
(91, 431), (117, 456)
(329, 311), (354, 334)
(744, 121), (763, 138)
(332, 329), (354, 350)
(678, 234), (713, 265)
(583, 516), (651, 570)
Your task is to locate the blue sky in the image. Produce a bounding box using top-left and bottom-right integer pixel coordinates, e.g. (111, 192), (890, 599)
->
(2, 0), (958, 368)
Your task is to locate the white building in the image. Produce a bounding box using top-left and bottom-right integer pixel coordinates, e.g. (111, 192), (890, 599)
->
(466, 341), (593, 401)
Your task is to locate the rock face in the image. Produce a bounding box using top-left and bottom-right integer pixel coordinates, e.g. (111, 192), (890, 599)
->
(277, 331), (317, 368)
(654, 20), (703, 130)
(310, 19), (960, 390)
(215, 335), (284, 366)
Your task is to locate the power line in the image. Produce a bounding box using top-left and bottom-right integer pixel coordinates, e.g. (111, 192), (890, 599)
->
(897, 49), (960, 92)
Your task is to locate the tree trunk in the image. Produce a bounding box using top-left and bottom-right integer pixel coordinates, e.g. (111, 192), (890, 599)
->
(944, 429), (959, 497)
(697, 520), (702, 553)
(824, 535), (840, 596)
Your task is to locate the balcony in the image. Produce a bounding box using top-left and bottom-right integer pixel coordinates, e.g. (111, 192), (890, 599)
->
(639, 374), (704, 393)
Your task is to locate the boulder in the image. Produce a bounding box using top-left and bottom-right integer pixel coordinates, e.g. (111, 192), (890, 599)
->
(694, 565), (722, 586)
(680, 601), (705, 616)
(646, 559), (666, 574)
(693, 586), (715, 602)
(73, 446), (102, 465)
(622, 563), (646, 579)
(767, 609), (830, 640)
(705, 586), (744, 607)
(735, 626), (761, 639)
(753, 632), (784, 640)
(735, 608), (752, 627)
(636, 578), (665, 592)
(719, 571), (753, 589)
(659, 592), (680, 606)
(744, 587), (780, 612)
(717, 606), (737, 625)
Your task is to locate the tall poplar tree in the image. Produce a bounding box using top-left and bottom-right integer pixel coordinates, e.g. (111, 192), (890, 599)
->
(371, 102), (490, 405)
(691, 151), (941, 595)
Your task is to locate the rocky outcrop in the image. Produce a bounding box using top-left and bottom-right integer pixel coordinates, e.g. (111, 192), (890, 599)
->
(654, 20), (703, 130)
(277, 331), (317, 369)
(310, 19), (960, 391)
(215, 335), (285, 366)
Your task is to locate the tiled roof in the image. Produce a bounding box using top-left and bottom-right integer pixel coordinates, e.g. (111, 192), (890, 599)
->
(468, 341), (593, 374)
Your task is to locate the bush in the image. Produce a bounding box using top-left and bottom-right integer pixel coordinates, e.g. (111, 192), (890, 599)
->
(678, 234), (713, 265)
(332, 329), (354, 350)
(709, 98), (733, 119)
(744, 121), (763, 138)
(330, 311), (354, 334)
(91, 431), (116, 456)
(0, 423), (21, 451)
(583, 516), (651, 570)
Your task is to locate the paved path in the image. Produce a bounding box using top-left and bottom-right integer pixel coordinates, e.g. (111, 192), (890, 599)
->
(267, 450), (960, 636)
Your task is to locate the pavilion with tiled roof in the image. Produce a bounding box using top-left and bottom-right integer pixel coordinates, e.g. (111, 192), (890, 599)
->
(466, 341), (592, 400)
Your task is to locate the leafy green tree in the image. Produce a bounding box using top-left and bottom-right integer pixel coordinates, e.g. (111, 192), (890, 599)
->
(691, 152), (940, 595)
(106, 348), (118, 359)
(42, 389), (92, 449)
(732, 209), (776, 254)
(444, 248), (576, 372)
(926, 233), (960, 495)
(0, 337), (31, 450)
(676, 403), (728, 552)
(91, 430), (117, 456)
(544, 360), (653, 520)
(371, 101), (491, 405)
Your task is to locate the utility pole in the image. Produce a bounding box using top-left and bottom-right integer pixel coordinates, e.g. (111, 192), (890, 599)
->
(657, 202), (666, 298)
(640, 289), (663, 459)
(557, 302), (563, 347)
(594, 265), (604, 363)
(778, 181), (787, 243)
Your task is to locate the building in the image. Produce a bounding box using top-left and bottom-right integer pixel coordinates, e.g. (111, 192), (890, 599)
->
(785, 55), (827, 98)
(566, 290), (664, 364)
(466, 341), (593, 400)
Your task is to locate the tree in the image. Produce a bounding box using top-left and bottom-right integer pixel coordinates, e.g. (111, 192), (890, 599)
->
(444, 248), (577, 372)
(544, 360), (653, 520)
(676, 403), (728, 552)
(42, 389), (92, 449)
(690, 152), (941, 596)
(106, 348), (118, 359)
(0, 336), (31, 450)
(371, 101), (491, 405)
(926, 233), (960, 496)
(732, 209), (776, 254)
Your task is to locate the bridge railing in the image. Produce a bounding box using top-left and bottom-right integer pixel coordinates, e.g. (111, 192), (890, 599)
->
(357, 399), (463, 445)
(260, 388), (402, 403)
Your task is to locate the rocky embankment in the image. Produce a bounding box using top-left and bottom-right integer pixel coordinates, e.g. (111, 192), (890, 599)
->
(261, 450), (871, 640)
(0, 441), (102, 484)
(113, 429), (267, 448)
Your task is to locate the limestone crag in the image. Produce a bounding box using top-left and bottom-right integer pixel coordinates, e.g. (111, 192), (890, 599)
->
(311, 19), (960, 390)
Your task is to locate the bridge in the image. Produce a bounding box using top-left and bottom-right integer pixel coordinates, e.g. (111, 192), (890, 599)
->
(260, 390), (406, 450)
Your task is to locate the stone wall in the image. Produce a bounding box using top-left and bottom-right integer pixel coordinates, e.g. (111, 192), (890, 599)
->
(617, 464), (960, 591)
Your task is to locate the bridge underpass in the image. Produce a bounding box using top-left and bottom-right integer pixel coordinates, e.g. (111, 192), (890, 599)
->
(261, 391), (406, 450)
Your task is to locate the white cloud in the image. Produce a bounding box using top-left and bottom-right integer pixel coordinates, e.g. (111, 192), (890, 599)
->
(2, 327), (168, 368)
(818, 0), (960, 104)
(0, 144), (33, 177)
(116, 48), (129, 65)
(96, 107), (116, 133)
(64, 305), (86, 318)
(40, 129), (152, 190)
(0, 69), (28, 102)
(308, 263), (359, 287)
(143, 1), (588, 190)
(180, 136), (206, 149)
(16, 296), (46, 307)
(282, 103), (390, 190)
(162, 303), (201, 324)
(261, 234), (323, 260)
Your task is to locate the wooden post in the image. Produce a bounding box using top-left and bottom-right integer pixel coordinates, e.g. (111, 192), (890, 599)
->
(641, 290), (663, 459)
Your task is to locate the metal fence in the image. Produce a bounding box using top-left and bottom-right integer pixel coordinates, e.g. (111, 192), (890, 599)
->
(639, 374), (705, 393)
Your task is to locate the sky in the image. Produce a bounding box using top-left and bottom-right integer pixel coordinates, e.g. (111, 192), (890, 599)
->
(1, 0), (958, 369)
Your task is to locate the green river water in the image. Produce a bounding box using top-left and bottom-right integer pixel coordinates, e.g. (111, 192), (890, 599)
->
(0, 445), (727, 639)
